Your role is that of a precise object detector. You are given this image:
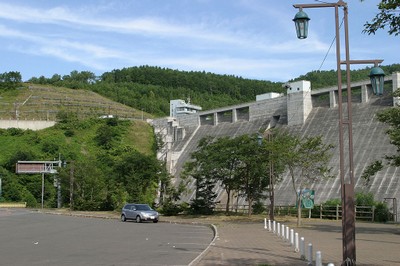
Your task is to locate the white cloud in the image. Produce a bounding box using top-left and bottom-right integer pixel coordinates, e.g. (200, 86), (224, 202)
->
(0, 1), (394, 81)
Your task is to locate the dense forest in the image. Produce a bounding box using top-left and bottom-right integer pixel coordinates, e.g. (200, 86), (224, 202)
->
(25, 64), (400, 117)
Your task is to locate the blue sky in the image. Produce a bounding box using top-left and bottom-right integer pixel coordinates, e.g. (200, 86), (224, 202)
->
(0, 0), (397, 82)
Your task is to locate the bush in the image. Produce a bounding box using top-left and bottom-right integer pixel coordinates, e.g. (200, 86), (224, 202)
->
(374, 202), (390, 223)
(252, 201), (266, 215)
(188, 198), (215, 215)
(64, 129), (75, 137)
(323, 198), (341, 206)
(355, 192), (374, 206)
(21, 189), (37, 208)
(159, 201), (183, 216)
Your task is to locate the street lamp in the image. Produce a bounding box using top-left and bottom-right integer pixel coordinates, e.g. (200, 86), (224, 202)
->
(293, 8), (310, 39)
(293, 1), (384, 265)
(369, 66), (386, 95)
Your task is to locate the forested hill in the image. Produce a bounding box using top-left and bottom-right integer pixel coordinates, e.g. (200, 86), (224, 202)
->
(91, 66), (284, 116)
(27, 64), (400, 117)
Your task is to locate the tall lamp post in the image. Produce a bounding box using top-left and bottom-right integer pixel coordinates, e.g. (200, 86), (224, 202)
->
(292, 1), (385, 265)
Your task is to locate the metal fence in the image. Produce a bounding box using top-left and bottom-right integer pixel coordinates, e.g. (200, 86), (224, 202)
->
(215, 204), (378, 222)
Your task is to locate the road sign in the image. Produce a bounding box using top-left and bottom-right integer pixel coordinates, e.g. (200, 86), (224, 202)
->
(301, 189), (315, 209)
(16, 161), (60, 174)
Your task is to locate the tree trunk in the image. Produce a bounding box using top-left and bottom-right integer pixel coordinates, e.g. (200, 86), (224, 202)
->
(297, 195), (302, 227)
(269, 174), (275, 221)
(248, 198), (253, 216)
(225, 189), (231, 214)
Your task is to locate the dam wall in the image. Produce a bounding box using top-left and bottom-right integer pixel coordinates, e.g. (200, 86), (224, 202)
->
(152, 72), (400, 216)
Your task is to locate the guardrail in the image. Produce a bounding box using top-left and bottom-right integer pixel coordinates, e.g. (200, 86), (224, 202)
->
(0, 202), (27, 208)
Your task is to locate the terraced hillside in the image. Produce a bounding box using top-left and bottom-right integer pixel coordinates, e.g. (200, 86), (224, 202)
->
(0, 84), (151, 121)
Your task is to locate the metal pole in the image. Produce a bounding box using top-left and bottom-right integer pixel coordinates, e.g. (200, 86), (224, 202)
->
(57, 176), (62, 208)
(69, 161), (74, 210)
(342, 4), (356, 264)
(293, 2), (357, 264)
(41, 173), (44, 209)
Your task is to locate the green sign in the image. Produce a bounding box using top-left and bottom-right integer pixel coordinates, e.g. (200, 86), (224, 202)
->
(301, 189), (315, 209)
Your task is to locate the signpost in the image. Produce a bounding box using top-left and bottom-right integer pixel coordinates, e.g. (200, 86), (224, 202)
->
(300, 189), (315, 218)
(16, 161), (61, 208)
(301, 189), (315, 209)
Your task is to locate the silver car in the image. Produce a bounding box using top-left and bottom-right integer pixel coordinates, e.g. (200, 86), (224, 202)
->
(121, 204), (159, 223)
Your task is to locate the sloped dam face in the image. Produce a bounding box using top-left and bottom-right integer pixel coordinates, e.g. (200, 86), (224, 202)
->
(155, 76), (400, 216)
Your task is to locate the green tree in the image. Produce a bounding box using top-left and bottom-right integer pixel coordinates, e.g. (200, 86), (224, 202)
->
(72, 158), (107, 210)
(0, 71), (22, 89)
(363, 0), (400, 35)
(194, 136), (242, 213)
(262, 130), (287, 220)
(275, 131), (334, 226)
(234, 134), (269, 216)
(182, 137), (218, 215)
(182, 134), (270, 216)
(361, 94), (400, 183)
(113, 150), (161, 204)
(94, 123), (120, 149)
(188, 171), (217, 215)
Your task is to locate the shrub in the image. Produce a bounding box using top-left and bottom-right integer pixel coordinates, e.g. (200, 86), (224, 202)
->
(64, 129), (75, 137)
(374, 202), (390, 223)
(7, 127), (25, 136)
(159, 201), (183, 216)
(323, 198), (341, 206)
(355, 192), (374, 206)
(252, 201), (266, 215)
(21, 189), (37, 208)
(188, 198), (215, 215)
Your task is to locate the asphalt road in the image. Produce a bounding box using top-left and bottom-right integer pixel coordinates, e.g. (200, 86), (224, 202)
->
(0, 208), (214, 266)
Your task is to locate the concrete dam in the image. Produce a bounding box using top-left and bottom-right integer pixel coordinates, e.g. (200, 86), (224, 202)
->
(152, 72), (400, 216)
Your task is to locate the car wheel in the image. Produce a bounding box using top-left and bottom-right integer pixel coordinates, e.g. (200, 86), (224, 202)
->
(153, 220), (158, 223)
(121, 214), (126, 222)
(136, 215), (142, 223)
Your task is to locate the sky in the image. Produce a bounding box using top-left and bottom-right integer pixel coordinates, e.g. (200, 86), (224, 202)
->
(0, 0), (398, 82)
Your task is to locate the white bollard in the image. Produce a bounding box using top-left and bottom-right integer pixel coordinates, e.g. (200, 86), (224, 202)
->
(286, 226), (289, 242)
(308, 243), (313, 266)
(316, 251), (322, 266)
(295, 232), (299, 252)
(277, 223), (280, 236)
(300, 237), (305, 260)
(282, 224), (285, 240)
(290, 229), (294, 246)
(273, 221), (276, 233)
(268, 219), (272, 231)
(327, 263), (335, 266)
(264, 218), (267, 229)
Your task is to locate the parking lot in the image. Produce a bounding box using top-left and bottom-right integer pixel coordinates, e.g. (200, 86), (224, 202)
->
(0, 208), (214, 266)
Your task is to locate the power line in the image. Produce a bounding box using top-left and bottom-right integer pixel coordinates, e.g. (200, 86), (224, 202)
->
(318, 17), (344, 71)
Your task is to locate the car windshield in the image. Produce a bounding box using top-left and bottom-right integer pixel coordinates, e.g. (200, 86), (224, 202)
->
(136, 205), (151, 211)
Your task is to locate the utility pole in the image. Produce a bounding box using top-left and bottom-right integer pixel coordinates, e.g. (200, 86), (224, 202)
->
(69, 161), (74, 210)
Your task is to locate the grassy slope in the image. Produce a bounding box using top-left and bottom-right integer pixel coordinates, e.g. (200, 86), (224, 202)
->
(0, 84), (156, 164)
(0, 120), (155, 165)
